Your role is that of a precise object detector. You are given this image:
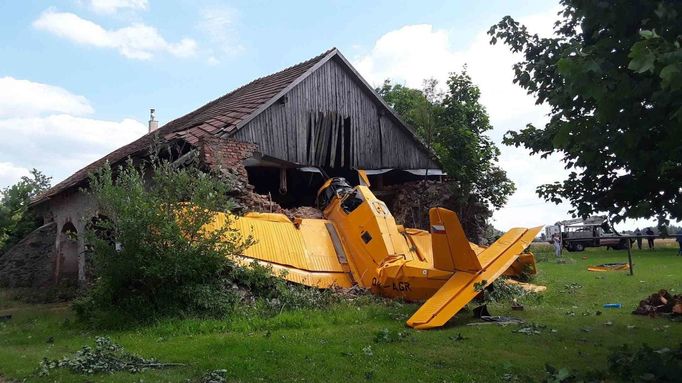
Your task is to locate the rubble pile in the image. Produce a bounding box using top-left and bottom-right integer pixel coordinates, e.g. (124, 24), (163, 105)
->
(632, 289), (682, 316)
(330, 284), (371, 301)
(283, 206), (324, 220)
(227, 176), (323, 220)
(234, 189), (285, 215)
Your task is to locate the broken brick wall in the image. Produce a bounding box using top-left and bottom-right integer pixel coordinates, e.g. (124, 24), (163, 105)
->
(199, 136), (257, 181)
(197, 137), (322, 219)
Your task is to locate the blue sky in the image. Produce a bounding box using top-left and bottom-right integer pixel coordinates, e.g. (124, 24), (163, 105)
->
(0, 0), (665, 230)
(1, 0), (550, 123)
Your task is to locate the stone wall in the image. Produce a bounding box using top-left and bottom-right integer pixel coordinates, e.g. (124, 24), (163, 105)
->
(0, 222), (57, 288)
(44, 189), (96, 285)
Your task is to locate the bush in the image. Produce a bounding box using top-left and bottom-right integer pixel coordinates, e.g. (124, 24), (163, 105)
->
(74, 150), (250, 326)
(74, 149), (341, 327)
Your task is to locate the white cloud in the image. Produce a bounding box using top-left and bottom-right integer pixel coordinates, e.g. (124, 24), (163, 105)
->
(353, 11), (676, 231)
(352, 8), (573, 231)
(0, 76), (93, 118)
(0, 162), (30, 189)
(355, 25), (463, 90)
(0, 77), (146, 189)
(84, 0), (148, 14)
(0, 115), (146, 180)
(33, 9), (197, 60)
(198, 5), (244, 63)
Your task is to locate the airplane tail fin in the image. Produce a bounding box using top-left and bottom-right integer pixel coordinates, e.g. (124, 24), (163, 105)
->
(429, 208), (481, 272)
(407, 225), (543, 330)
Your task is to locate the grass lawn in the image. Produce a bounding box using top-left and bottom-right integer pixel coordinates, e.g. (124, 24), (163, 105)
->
(1, 247), (680, 382)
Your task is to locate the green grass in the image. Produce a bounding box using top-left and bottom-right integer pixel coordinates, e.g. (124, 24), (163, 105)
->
(1, 247), (681, 382)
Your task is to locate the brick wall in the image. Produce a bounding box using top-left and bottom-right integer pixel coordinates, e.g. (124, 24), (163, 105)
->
(198, 136), (257, 179)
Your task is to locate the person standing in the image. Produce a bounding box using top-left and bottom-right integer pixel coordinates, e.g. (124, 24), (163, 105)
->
(552, 234), (562, 257)
(633, 228), (643, 250)
(634, 228), (642, 250)
(676, 229), (682, 256)
(645, 227), (655, 250)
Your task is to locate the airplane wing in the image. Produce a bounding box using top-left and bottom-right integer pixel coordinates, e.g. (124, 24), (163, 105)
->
(208, 212), (354, 288)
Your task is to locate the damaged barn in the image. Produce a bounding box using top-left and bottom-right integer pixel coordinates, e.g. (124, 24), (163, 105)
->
(2, 48), (444, 288)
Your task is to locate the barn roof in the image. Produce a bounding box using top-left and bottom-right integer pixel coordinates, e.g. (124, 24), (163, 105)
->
(32, 48), (434, 206)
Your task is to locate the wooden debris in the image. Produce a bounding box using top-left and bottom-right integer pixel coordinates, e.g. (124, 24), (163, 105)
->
(632, 289), (682, 317)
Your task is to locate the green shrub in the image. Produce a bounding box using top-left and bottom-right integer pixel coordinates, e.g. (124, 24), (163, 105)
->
(74, 150), (250, 326)
(74, 148), (342, 327)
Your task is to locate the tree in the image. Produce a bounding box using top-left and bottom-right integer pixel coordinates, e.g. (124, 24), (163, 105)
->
(489, 0), (682, 224)
(378, 70), (515, 239)
(0, 169), (52, 252)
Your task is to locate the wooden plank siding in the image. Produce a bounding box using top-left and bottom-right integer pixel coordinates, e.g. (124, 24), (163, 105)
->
(232, 57), (437, 169)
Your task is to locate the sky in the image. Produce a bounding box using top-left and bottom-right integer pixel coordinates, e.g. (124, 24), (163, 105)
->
(0, 0), (669, 231)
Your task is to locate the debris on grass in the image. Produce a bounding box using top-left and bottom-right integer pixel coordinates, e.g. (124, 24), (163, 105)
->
(483, 277), (537, 304)
(449, 333), (468, 341)
(193, 369), (228, 383)
(467, 316), (524, 326)
(633, 289), (682, 317)
(561, 283), (582, 294)
(504, 279), (547, 293)
(587, 262), (631, 272)
(512, 323), (546, 335)
(511, 299), (524, 311)
(38, 336), (183, 376)
(373, 328), (410, 343)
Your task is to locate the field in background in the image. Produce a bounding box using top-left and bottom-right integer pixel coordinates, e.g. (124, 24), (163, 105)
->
(1, 248), (681, 382)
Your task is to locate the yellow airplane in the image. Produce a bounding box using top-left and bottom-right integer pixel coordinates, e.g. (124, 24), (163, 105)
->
(206, 174), (542, 329)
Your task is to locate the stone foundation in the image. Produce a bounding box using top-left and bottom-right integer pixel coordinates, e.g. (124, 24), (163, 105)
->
(0, 222), (57, 288)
